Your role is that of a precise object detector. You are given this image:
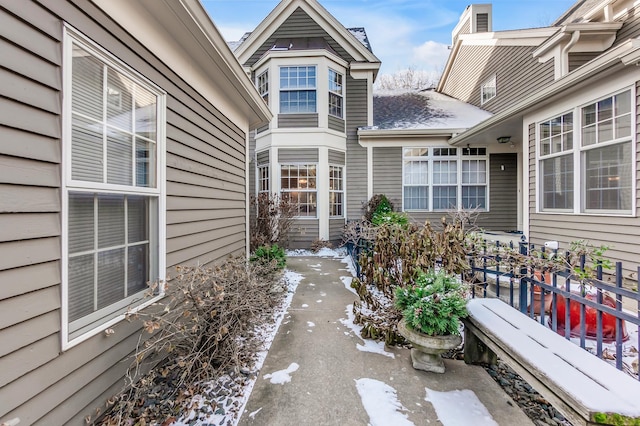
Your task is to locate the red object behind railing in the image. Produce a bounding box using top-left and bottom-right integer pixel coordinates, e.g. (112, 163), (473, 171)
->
(555, 292), (629, 343)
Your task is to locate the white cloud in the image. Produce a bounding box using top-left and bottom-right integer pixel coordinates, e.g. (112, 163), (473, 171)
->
(411, 40), (451, 73)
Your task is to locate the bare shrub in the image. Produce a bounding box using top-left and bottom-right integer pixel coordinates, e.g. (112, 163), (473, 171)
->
(351, 218), (468, 345)
(250, 193), (297, 251)
(97, 257), (282, 425)
(310, 238), (333, 253)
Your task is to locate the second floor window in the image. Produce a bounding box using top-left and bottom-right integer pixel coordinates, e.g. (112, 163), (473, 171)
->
(328, 69), (343, 118)
(481, 75), (496, 105)
(257, 70), (269, 104)
(280, 66), (316, 114)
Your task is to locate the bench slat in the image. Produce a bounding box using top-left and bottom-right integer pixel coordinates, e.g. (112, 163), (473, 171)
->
(466, 298), (640, 418)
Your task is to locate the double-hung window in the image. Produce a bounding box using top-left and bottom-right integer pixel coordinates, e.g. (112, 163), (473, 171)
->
(328, 69), (343, 118)
(403, 147), (488, 211)
(581, 91), (632, 212)
(329, 165), (344, 217)
(64, 30), (164, 345)
(257, 70), (269, 105)
(481, 75), (496, 105)
(280, 164), (317, 216)
(257, 165), (269, 194)
(403, 148), (430, 210)
(537, 89), (633, 215)
(279, 66), (316, 114)
(461, 148), (488, 209)
(539, 113), (574, 211)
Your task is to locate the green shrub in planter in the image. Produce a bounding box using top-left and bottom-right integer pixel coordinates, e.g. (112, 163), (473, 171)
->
(251, 244), (286, 270)
(394, 269), (468, 336)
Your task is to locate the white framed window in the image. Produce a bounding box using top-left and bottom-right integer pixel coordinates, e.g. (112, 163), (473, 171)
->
(279, 66), (317, 114)
(536, 88), (634, 215)
(257, 164), (269, 193)
(481, 75), (496, 105)
(329, 165), (344, 217)
(328, 68), (343, 118)
(62, 28), (165, 347)
(581, 91), (632, 213)
(538, 112), (574, 211)
(403, 147), (488, 211)
(280, 164), (317, 217)
(257, 70), (269, 105)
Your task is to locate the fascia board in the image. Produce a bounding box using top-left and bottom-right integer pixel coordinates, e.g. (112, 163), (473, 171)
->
(437, 40), (461, 92)
(177, 0), (272, 126)
(235, 0), (379, 67)
(449, 39), (637, 146)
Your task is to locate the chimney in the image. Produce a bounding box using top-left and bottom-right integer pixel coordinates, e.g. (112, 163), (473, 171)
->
(452, 4), (493, 44)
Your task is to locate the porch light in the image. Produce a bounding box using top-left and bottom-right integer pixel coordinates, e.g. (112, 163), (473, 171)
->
(497, 136), (511, 144)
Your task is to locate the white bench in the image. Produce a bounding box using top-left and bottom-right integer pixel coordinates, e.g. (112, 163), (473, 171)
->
(463, 298), (640, 426)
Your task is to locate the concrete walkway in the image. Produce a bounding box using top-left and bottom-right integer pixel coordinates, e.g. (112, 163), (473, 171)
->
(239, 255), (533, 426)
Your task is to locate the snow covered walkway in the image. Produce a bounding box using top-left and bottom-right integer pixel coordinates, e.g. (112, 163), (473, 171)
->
(238, 255), (533, 426)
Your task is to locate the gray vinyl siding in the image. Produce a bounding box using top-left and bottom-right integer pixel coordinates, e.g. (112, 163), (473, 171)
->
(568, 52), (599, 72)
(328, 149), (346, 165)
(346, 76), (369, 219)
(278, 148), (319, 163)
(0, 1), (248, 424)
(244, 7), (355, 68)
(484, 154), (517, 230)
(257, 150), (270, 165)
(440, 45), (555, 114)
(387, 152), (517, 231)
(329, 218), (345, 243)
(612, 3), (640, 48)
(288, 219), (319, 248)
(528, 82), (640, 278)
(278, 113), (319, 128)
(328, 115), (345, 133)
(453, 19), (471, 44)
(372, 147), (402, 207)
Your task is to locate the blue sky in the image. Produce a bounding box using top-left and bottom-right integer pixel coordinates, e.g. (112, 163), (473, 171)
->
(202, 0), (577, 75)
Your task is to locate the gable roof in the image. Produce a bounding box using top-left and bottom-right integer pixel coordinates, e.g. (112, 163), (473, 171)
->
(366, 89), (492, 131)
(234, 0), (380, 69)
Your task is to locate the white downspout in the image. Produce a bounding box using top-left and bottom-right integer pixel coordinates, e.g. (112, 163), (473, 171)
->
(561, 30), (581, 77)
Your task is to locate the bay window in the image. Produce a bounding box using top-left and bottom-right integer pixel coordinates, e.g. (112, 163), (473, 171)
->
(403, 148), (488, 211)
(281, 164), (317, 216)
(64, 31), (164, 344)
(279, 66), (317, 114)
(257, 70), (269, 104)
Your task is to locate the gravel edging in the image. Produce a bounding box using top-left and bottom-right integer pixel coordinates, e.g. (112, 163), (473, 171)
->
(483, 361), (572, 426)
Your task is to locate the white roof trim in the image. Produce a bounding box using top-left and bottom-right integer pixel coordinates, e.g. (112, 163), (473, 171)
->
(235, 0), (380, 68)
(448, 39), (639, 146)
(533, 22), (623, 58)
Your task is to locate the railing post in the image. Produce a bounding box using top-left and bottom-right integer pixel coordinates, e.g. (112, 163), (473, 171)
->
(518, 240), (528, 314)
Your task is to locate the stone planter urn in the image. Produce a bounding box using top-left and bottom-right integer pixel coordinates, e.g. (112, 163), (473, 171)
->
(397, 319), (462, 373)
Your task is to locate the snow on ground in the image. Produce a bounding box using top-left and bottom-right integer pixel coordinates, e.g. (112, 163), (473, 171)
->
(173, 269), (304, 426)
(355, 378), (414, 426)
(340, 304), (395, 358)
(341, 276), (356, 295)
(263, 363), (300, 385)
(425, 387), (498, 426)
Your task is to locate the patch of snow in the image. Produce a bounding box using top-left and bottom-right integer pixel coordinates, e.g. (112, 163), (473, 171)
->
(316, 299), (322, 303)
(307, 321), (315, 327)
(355, 378), (414, 426)
(340, 304), (395, 358)
(248, 407), (262, 419)
(301, 304), (309, 308)
(340, 254), (358, 278)
(425, 387), (498, 426)
(320, 292), (327, 297)
(263, 363), (299, 385)
(341, 276), (356, 295)
(286, 247), (347, 258)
